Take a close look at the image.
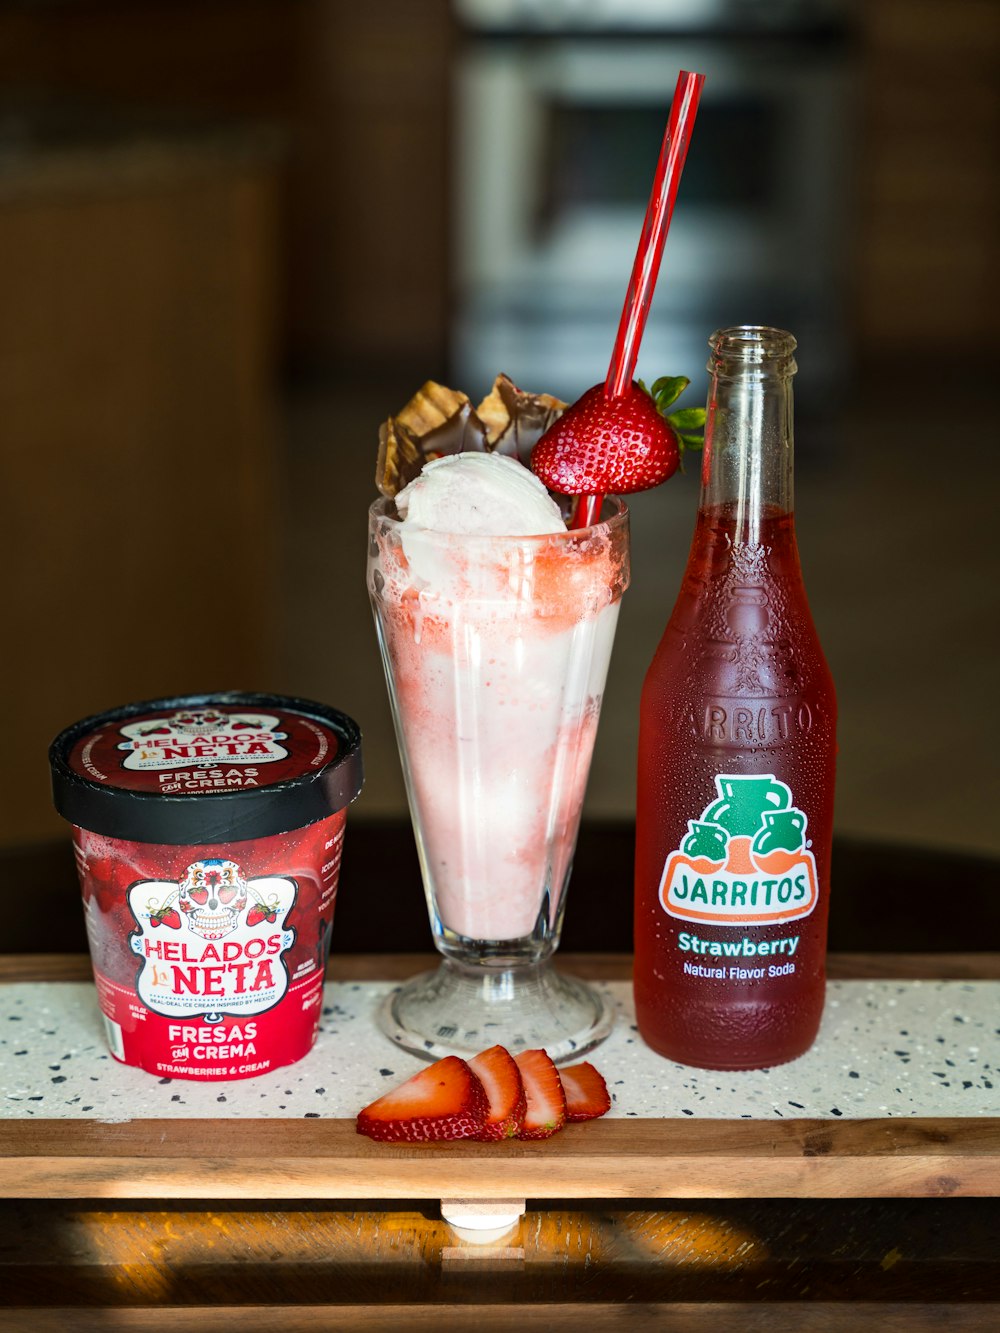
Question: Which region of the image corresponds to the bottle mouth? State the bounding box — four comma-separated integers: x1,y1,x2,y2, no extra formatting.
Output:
708,326,797,377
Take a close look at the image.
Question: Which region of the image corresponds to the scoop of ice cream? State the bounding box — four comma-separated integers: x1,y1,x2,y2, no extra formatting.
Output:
395,452,565,537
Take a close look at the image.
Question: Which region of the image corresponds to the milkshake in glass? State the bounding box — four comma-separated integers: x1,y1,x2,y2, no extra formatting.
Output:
368,448,629,1060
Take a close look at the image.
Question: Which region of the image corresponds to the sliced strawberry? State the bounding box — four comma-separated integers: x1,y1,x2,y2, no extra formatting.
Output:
469,1044,527,1141
514,1049,567,1140
356,1055,487,1143
559,1062,611,1123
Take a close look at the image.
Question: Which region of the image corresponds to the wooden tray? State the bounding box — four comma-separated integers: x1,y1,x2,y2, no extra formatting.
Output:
2,954,998,1202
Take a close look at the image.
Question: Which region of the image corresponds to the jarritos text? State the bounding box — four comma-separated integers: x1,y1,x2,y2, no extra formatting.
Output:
128,858,297,1019
659,774,818,928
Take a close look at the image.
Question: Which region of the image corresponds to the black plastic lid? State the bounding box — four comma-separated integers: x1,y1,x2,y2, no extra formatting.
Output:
50,692,364,845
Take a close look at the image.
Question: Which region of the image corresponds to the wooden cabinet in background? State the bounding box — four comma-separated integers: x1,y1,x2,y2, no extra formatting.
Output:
858,0,1000,347
0,118,283,844
0,0,453,377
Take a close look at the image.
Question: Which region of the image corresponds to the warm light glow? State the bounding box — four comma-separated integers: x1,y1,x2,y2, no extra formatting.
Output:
621,1209,768,1267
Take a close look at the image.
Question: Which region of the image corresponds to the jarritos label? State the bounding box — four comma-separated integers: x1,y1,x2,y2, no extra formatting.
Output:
128,858,297,1020
117,709,289,774
659,775,818,928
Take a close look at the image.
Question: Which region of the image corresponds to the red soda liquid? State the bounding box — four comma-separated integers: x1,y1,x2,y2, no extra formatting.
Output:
634,502,837,1069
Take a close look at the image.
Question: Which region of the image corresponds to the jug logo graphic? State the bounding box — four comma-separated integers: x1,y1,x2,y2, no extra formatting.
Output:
116,710,289,772
659,774,818,928
128,858,297,1021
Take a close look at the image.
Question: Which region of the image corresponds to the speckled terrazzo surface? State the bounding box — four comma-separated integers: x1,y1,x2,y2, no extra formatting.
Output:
1,980,997,1121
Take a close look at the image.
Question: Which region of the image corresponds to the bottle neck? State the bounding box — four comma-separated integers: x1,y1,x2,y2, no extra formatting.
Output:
699,327,797,544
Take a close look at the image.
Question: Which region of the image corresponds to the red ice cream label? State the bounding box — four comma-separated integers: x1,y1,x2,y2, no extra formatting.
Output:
67,704,340,795
74,810,346,1080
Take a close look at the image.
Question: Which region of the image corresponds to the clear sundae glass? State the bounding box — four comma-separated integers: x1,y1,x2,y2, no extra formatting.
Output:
368,493,630,1061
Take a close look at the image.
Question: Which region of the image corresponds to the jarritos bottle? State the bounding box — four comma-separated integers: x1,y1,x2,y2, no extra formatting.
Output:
635,326,837,1069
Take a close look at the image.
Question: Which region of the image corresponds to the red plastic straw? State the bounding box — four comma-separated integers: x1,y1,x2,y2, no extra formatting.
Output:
572,70,705,530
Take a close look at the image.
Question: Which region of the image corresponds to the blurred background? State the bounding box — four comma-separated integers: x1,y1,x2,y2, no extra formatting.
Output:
1,0,997,861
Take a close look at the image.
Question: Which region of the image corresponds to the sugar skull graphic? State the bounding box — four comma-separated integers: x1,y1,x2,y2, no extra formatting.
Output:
178,859,248,940
162,708,229,735
129,859,297,1019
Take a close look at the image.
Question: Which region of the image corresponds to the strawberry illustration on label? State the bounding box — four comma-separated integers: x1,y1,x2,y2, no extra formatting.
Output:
150,907,182,930
147,892,182,930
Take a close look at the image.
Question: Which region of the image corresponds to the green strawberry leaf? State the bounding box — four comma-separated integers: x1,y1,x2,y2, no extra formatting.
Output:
679,432,705,452
650,376,689,412
667,407,706,430
637,374,705,470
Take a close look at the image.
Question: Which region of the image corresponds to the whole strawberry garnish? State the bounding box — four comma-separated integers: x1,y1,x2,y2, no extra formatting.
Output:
158,907,182,930
246,903,267,927
356,1055,487,1143
531,375,704,496
469,1044,527,1141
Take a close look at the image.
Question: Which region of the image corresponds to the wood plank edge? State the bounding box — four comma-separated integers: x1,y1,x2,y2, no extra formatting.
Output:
3,1306,999,1332
2,1117,997,1199
5,1115,998,1150
1,1156,995,1199
4,1116,998,1155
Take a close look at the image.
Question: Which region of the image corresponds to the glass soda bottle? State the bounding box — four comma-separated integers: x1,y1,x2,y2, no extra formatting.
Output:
634,326,837,1070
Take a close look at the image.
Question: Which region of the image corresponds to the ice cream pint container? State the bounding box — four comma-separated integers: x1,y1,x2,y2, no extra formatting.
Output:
50,692,363,1081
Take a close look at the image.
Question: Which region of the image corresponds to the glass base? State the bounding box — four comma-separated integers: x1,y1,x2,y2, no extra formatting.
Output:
377,958,613,1064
